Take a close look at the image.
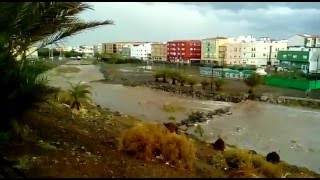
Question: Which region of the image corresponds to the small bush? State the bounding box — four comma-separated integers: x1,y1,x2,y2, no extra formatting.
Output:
214,78,225,91
194,125,204,137
223,149,283,178
120,122,195,169
244,73,264,94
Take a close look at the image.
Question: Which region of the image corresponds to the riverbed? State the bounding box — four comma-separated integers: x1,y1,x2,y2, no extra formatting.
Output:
46,63,320,173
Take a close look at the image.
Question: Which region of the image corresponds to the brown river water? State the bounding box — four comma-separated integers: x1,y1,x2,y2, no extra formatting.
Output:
45,63,320,173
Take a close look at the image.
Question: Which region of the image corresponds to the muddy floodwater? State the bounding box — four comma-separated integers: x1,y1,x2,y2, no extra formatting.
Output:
46,64,320,173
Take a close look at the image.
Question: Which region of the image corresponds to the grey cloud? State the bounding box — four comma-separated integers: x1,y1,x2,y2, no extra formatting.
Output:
180,2,320,11
64,2,320,47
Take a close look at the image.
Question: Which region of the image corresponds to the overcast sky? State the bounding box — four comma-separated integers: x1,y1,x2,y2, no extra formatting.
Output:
65,2,320,47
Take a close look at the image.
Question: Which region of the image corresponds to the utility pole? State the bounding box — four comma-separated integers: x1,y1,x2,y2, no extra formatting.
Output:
210,60,214,91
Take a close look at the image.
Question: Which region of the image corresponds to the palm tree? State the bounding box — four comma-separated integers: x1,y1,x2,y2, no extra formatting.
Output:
0,2,113,65
67,81,91,110
0,2,113,122
214,78,226,91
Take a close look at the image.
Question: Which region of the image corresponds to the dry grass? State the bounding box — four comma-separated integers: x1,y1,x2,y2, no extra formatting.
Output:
224,149,283,178
55,66,81,73
161,104,186,113
119,122,195,169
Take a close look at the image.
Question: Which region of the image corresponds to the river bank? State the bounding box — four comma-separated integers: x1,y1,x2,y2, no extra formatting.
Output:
41,62,320,174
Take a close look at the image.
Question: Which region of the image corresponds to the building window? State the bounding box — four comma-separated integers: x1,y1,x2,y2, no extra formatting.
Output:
190,48,193,50
283,54,287,58
182,44,184,46
303,55,308,59
263,53,266,56
293,55,297,58
243,53,246,55
234,48,237,52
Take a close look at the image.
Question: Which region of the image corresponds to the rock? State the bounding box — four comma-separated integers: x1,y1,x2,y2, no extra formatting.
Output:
97,105,101,108
266,151,280,164
63,142,69,147
277,99,283,103
206,111,217,118
186,123,194,127
260,95,268,101
226,112,232,115
178,125,188,131
86,152,92,156
114,111,121,116
212,138,225,151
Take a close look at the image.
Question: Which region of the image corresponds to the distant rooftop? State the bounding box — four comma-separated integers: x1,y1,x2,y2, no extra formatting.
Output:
297,34,320,38
169,40,201,42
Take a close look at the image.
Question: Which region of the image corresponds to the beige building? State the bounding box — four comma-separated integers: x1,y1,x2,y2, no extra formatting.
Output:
101,42,146,54
151,42,167,61
225,43,242,65
201,37,228,65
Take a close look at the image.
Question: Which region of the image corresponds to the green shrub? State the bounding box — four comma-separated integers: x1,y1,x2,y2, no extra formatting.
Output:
244,73,264,94
200,78,209,90
214,78,226,91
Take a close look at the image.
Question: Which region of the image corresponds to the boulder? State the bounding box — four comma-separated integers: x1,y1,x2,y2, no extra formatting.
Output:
260,95,268,101
266,151,280,164
178,125,188,131
212,138,225,151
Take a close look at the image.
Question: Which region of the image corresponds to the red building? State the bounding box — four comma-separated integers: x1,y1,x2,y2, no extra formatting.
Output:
167,40,201,63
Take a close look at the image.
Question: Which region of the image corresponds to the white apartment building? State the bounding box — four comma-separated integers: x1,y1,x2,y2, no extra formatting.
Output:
288,34,320,48
74,45,94,57
228,35,256,43
130,43,152,61
242,41,287,67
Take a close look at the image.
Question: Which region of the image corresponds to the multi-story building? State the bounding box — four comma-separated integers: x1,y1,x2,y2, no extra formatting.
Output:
121,45,131,57
93,44,103,55
225,43,242,65
200,37,228,65
167,40,201,63
151,42,167,61
277,49,320,73
242,41,287,67
130,43,152,61
101,42,144,54
288,34,320,49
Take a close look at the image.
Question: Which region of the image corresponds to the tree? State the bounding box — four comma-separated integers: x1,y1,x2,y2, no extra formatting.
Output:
214,78,225,91
200,78,209,90
152,71,162,82
168,71,179,85
177,74,187,86
186,77,197,90
0,2,113,124
67,81,91,110
243,73,264,94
